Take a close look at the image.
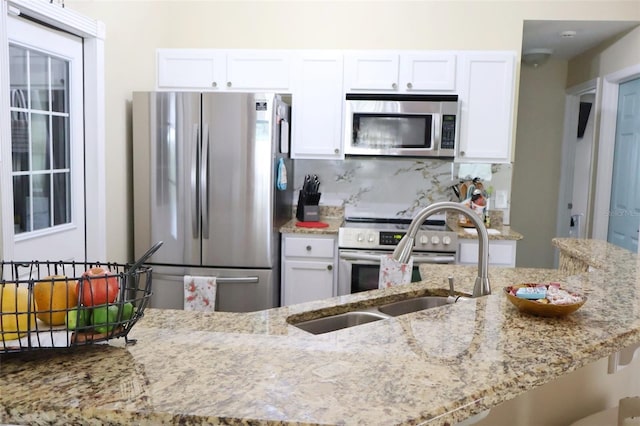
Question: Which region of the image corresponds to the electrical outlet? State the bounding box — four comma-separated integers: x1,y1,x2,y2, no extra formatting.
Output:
495,190,508,209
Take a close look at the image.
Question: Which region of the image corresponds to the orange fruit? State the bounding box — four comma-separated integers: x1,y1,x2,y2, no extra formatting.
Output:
1,283,35,341
34,275,78,325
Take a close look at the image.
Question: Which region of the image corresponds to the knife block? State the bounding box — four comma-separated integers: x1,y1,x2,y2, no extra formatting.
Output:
296,191,321,222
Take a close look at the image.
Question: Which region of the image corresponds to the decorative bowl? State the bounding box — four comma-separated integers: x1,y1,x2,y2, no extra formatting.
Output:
504,283,586,317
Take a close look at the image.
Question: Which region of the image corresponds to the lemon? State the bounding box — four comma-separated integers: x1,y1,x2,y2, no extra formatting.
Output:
1,283,35,341
34,275,78,325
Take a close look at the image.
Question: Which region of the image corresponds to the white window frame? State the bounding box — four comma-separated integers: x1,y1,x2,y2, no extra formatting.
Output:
0,0,106,261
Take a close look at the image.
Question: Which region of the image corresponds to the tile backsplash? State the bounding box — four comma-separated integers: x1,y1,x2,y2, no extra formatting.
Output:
293,158,512,224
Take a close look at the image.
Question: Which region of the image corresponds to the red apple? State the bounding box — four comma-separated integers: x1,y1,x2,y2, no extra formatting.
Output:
76,266,119,306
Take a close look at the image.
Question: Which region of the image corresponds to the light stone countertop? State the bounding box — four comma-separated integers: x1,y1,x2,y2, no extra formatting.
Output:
2,238,639,425
279,217,342,235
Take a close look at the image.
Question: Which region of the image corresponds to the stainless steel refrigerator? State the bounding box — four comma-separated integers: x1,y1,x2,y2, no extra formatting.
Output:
132,92,293,311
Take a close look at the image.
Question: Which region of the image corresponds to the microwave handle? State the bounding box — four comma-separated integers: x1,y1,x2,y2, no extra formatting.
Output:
432,114,440,149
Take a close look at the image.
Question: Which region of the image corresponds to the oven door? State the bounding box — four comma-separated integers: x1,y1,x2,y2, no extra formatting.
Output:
337,249,455,296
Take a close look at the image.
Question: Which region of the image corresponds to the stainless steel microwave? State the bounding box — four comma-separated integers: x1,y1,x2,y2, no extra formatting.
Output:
344,94,459,158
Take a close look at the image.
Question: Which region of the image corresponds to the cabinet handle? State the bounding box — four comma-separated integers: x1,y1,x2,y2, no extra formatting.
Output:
327,265,333,271
334,148,339,154
306,245,312,251
460,151,465,156
226,81,232,88
212,81,217,88
406,82,413,89
391,82,397,89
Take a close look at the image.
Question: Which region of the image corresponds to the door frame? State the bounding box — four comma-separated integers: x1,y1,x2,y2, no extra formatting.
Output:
0,0,106,261
556,78,600,261
592,63,640,248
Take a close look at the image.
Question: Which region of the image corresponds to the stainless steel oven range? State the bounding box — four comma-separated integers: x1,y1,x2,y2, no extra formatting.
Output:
338,216,458,295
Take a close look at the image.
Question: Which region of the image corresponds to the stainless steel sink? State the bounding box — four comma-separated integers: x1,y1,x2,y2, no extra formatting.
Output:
292,311,389,335
290,295,468,334
378,296,451,317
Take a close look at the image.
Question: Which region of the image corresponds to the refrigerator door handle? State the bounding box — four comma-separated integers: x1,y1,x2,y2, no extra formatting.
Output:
191,124,200,239
201,123,210,239
216,276,259,284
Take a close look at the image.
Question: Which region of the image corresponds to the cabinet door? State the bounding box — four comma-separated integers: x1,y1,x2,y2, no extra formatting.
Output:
458,240,516,267
344,52,399,91
399,52,457,92
157,49,225,89
225,51,291,90
291,52,344,159
457,52,516,163
282,260,335,305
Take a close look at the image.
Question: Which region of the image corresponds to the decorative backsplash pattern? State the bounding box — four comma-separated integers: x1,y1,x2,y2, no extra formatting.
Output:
293,158,512,223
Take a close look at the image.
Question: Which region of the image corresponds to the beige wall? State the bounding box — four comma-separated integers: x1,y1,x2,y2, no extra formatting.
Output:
63,0,639,263
511,58,568,268
568,25,640,88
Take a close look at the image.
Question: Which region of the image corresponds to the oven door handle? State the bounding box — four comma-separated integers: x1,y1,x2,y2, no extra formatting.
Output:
415,254,456,264
339,252,384,263
339,252,455,264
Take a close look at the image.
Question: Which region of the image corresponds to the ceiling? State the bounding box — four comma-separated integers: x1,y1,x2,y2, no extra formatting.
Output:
522,20,640,61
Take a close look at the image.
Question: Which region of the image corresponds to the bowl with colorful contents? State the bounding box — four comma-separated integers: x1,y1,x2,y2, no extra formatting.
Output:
504,283,586,317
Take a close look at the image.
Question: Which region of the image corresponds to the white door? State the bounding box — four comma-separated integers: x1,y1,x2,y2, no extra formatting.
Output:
7,16,85,262
607,77,640,253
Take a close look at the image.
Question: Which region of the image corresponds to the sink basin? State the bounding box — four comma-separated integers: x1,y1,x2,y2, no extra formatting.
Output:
378,296,451,317
292,311,389,335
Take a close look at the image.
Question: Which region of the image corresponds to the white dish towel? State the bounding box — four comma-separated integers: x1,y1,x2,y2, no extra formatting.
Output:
183,275,217,311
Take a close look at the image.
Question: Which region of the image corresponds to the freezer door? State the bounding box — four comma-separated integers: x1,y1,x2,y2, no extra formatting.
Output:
201,93,277,268
133,92,201,265
150,266,278,312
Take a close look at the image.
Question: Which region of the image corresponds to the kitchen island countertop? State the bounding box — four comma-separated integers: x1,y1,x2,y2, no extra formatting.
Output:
2,238,639,425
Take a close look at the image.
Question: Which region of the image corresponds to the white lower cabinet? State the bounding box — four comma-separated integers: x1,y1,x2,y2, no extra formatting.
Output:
457,240,517,267
281,234,338,306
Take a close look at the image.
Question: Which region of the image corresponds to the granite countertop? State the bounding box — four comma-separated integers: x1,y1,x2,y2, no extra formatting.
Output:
279,217,343,235
446,214,523,241
2,239,639,425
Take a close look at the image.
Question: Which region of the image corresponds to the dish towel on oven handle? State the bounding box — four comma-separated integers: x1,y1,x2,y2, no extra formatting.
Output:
184,275,217,311
378,254,414,289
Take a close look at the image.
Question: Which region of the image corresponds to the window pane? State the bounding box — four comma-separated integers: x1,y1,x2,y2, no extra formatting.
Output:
11,114,30,172
32,174,51,231
51,57,68,113
52,115,69,169
30,51,49,111
13,175,30,234
31,113,50,171
9,45,28,108
53,172,71,225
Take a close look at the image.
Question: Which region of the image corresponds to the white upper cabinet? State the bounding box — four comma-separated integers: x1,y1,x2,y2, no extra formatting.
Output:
156,49,291,91
157,49,225,89
290,51,344,159
344,51,457,93
399,52,457,92
344,52,400,91
225,50,291,90
456,51,516,163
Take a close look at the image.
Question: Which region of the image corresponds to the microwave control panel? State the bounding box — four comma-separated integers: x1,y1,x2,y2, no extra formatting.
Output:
440,115,457,150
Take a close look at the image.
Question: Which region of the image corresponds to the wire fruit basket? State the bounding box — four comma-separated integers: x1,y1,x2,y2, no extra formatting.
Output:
0,242,162,354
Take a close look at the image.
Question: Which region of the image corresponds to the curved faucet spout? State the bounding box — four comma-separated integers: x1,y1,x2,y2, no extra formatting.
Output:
392,201,491,297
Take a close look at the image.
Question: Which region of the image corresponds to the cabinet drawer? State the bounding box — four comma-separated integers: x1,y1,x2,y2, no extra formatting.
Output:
284,237,335,258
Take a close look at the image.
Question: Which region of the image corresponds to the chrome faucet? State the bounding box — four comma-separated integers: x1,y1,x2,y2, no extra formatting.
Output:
392,201,491,297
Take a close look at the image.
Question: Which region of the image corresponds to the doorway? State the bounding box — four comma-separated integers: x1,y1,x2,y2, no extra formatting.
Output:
7,15,85,262
556,79,599,261
607,77,640,252
592,64,640,251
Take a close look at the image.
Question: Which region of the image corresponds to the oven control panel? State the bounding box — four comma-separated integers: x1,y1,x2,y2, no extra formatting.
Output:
339,228,457,252
379,231,405,246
